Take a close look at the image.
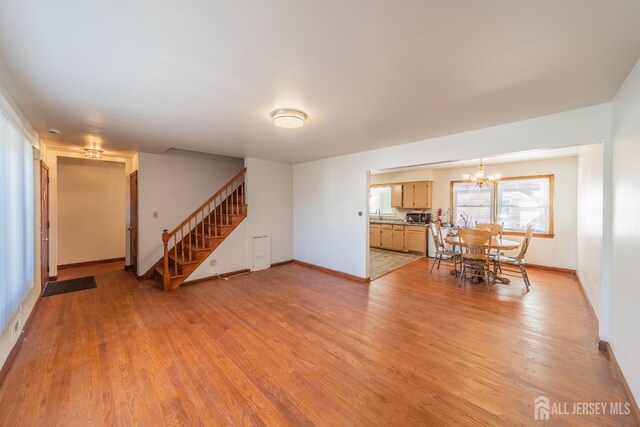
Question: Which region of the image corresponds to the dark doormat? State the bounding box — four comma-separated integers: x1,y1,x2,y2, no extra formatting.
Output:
43,276,97,297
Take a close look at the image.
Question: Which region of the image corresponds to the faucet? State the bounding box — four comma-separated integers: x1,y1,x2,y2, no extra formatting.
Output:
375,209,382,220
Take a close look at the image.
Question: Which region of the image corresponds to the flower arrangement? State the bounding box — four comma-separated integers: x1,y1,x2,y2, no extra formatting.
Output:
459,212,471,228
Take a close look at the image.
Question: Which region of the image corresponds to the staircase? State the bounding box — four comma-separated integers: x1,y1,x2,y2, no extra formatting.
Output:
154,168,247,290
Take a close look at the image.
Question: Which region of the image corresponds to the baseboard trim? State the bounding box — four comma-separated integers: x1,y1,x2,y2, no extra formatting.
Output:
526,263,576,274
293,260,370,284
0,294,42,389
271,259,293,268
575,273,600,337
48,276,57,281
598,340,640,425
182,269,251,286
58,257,125,270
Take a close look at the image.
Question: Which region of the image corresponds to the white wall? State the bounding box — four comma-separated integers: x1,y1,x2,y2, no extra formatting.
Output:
137,149,246,278
245,158,293,265
294,103,611,279
57,157,126,265
610,58,640,405
576,144,604,319
429,157,578,269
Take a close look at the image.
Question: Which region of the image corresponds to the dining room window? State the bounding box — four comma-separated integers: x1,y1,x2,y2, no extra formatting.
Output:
450,174,554,236
451,182,494,226
497,175,553,235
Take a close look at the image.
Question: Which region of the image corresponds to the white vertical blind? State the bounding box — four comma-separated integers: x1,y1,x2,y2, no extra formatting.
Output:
0,109,34,332
452,182,494,225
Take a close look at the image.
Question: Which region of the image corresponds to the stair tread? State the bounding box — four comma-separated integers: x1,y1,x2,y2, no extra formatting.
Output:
181,243,214,252
168,253,199,265
191,232,224,238
154,266,185,279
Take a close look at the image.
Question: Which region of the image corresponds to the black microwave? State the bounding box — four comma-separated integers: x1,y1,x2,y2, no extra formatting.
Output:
405,213,431,224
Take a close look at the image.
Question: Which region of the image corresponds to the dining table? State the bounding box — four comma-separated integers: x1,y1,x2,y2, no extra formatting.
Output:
444,235,521,284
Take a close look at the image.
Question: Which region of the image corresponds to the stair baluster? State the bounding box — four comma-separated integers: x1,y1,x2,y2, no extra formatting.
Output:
156,168,247,290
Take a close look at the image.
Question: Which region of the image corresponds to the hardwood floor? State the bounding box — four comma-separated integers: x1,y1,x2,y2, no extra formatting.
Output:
55,259,125,281
0,259,635,425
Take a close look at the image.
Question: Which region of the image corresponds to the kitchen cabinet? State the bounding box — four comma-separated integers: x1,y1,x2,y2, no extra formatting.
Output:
413,182,432,208
401,181,432,208
381,227,394,249
391,225,405,251
401,184,414,208
391,184,403,207
405,226,426,254
370,224,381,247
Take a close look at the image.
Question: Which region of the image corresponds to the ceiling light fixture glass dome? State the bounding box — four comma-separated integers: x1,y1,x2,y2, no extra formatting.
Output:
271,109,307,129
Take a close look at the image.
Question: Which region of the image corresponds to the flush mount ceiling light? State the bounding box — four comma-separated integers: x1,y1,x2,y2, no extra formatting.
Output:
84,148,103,159
47,128,61,135
271,109,307,129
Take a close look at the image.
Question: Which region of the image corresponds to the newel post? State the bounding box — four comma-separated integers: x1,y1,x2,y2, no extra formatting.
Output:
162,229,170,291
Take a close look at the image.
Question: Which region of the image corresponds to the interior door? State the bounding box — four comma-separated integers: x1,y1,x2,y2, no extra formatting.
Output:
129,171,138,274
40,161,49,289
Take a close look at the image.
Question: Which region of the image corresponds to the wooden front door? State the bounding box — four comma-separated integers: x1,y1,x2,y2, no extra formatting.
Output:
40,161,49,289
129,171,138,274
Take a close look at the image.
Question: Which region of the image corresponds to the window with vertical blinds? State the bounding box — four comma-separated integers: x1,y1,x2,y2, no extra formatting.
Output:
0,109,35,332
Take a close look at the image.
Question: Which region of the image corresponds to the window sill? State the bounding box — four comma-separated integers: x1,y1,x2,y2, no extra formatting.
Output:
502,231,555,239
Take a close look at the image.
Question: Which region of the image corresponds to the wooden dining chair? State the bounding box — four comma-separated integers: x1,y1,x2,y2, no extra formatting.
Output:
491,226,534,292
429,222,461,273
476,222,503,237
457,228,493,292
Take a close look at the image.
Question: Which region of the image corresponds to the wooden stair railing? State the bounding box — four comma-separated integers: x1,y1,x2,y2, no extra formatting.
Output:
158,167,247,290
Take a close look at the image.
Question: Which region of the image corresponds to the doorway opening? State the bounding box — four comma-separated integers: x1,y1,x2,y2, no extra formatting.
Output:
367,144,604,284
55,156,128,278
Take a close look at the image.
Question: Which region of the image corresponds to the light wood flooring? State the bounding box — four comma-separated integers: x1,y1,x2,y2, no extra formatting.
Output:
369,247,422,279
0,259,635,425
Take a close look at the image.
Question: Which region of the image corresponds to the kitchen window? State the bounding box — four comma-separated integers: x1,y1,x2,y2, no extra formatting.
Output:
369,186,396,216
450,174,554,237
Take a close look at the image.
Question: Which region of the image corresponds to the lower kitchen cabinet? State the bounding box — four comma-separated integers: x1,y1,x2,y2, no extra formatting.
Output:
370,224,381,247
391,225,405,251
370,223,426,254
405,226,426,254
380,226,394,249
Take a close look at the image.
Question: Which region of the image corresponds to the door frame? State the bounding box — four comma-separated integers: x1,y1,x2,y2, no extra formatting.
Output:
129,171,138,275
40,160,50,289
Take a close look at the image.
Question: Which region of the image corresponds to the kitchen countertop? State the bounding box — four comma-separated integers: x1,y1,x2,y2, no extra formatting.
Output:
370,219,429,227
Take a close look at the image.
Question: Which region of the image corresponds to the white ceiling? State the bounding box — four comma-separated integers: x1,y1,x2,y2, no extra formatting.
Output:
371,145,584,174
1,1,639,163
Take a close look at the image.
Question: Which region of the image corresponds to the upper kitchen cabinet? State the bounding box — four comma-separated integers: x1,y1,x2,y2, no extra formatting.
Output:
402,181,432,209
391,184,403,207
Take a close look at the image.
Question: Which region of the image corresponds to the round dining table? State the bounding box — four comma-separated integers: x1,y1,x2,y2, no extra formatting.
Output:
444,236,520,251
444,235,521,284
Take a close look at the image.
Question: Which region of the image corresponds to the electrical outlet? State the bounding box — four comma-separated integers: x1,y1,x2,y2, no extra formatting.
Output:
12,318,21,338
209,259,217,267
153,211,159,219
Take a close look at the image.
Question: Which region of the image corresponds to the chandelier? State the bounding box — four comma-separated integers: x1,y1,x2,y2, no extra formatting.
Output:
462,158,501,188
